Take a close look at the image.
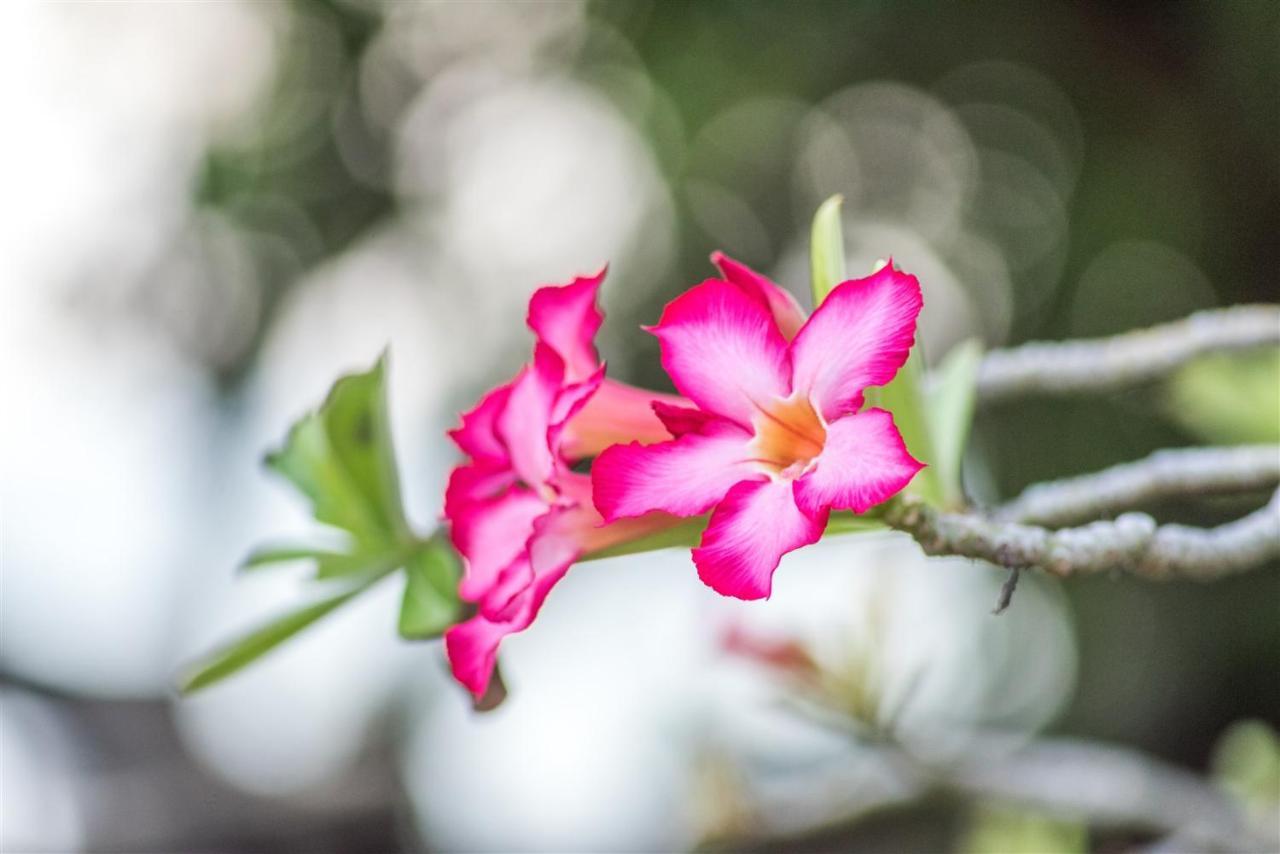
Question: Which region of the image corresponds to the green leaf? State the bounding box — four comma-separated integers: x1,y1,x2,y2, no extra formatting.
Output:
924,339,984,508
177,578,377,694
399,538,464,639
868,348,943,506
809,195,846,307
1167,348,1280,444
240,543,350,572
255,356,442,583
265,354,409,547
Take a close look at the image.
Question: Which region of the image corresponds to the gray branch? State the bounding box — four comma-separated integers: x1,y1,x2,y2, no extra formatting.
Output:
883,489,1280,581
976,304,1280,404
996,445,1280,527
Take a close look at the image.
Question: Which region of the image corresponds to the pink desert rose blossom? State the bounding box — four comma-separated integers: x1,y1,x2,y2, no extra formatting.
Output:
444,271,682,699
591,255,925,601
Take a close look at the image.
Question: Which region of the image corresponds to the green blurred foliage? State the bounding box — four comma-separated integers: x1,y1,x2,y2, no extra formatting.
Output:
1213,719,1280,820
1167,349,1280,445
962,804,1087,854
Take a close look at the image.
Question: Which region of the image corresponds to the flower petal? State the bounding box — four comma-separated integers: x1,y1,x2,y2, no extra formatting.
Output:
450,488,547,602
591,421,759,520
560,379,686,456
651,400,722,437
693,478,828,600
789,264,922,420
527,270,604,384
711,251,807,340
448,382,512,464
496,343,563,487
445,515,582,698
443,461,517,520
444,614,510,699
793,408,924,516
479,502,590,621
649,279,791,427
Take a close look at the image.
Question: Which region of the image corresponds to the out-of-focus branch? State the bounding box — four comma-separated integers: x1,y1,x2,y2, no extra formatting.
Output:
996,445,1280,527
976,304,1280,404
949,738,1270,851
729,736,1270,852
883,489,1280,581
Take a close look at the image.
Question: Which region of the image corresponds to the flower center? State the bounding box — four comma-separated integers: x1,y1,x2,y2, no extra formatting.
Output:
748,392,826,479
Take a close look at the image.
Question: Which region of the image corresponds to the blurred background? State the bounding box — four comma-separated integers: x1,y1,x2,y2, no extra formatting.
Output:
3,1,1278,851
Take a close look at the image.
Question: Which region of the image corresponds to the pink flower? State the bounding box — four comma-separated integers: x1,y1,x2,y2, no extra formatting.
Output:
591,254,924,600
444,271,681,700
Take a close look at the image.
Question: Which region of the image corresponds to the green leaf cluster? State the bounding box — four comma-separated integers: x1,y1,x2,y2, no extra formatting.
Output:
179,356,461,694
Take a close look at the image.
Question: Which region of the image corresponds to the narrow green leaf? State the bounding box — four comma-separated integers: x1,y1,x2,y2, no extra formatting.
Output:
240,543,350,572
177,581,372,694
924,339,984,508
868,348,943,506
399,539,463,639
809,195,846,307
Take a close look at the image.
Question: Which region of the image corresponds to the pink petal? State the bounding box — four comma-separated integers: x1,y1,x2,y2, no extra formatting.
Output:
496,343,563,488
450,488,547,602
650,400,722,437
711,251,807,340
547,365,605,464
788,264,922,420
478,503,590,621
526,270,605,384
446,511,583,699
445,615,510,699
443,461,517,520
560,379,687,456
793,408,924,516
649,279,791,427
693,478,828,600
479,555,534,622
591,421,760,521
448,382,513,464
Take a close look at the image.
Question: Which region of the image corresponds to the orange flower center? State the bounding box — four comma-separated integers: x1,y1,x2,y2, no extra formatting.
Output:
748,392,827,479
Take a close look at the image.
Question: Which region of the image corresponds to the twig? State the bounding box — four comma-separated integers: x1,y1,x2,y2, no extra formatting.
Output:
976,304,1280,404
883,489,1280,581
996,445,1280,527
991,569,1020,614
